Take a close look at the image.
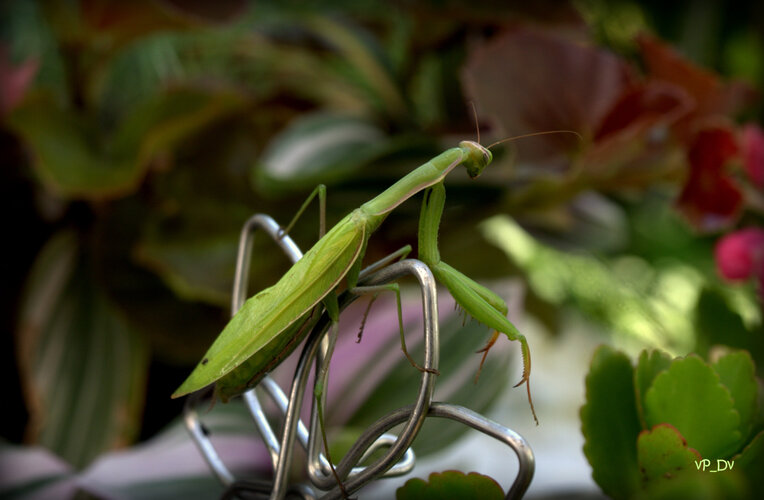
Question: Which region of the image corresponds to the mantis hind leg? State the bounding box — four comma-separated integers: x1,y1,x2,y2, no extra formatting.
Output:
280,184,327,240
313,320,351,498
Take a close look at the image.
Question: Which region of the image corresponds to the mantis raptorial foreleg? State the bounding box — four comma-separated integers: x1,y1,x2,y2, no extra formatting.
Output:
418,181,537,424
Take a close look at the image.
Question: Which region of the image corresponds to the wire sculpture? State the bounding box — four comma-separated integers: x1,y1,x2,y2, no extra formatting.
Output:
183,214,534,499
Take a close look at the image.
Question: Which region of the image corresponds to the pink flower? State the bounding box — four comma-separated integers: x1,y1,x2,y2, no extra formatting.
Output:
715,228,764,297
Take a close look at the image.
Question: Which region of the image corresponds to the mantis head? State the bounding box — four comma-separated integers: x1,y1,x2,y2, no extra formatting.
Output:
458,140,492,178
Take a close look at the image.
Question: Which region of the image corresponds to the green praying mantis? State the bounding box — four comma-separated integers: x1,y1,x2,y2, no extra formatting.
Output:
171,131,571,426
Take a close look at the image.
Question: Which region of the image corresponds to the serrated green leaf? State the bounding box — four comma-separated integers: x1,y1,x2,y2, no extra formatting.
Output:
17,232,149,468
580,345,642,499
636,468,748,500
396,470,504,500
635,350,672,428
644,356,741,458
712,351,757,444
693,289,764,374
637,424,700,483
731,430,764,498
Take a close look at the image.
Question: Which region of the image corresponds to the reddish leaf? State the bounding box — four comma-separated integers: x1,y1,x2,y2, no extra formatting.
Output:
80,0,195,47
639,35,724,113
82,0,247,34
463,27,631,166
594,81,691,142
676,127,742,231
159,0,249,23
741,123,764,189
638,34,755,123
581,81,691,186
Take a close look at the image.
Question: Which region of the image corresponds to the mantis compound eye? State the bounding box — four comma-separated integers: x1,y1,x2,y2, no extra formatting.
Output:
480,145,492,165
458,140,492,178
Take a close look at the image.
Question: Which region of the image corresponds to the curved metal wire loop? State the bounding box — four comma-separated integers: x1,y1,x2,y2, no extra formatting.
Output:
183,214,417,498
275,259,439,498
325,402,534,500
221,479,317,500
184,213,535,500
184,386,235,487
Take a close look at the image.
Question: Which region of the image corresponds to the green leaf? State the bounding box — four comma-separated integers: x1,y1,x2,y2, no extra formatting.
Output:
693,288,764,377
637,424,700,483
635,350,672,428
6,88,244,199
636,468,748,500
712,351,757,444
303,16,407,120
731,430,764,499
7,94,138,198
17,232,149,468
580,345,642,499
644,355,741,458
396,471,504,500
481,215,695,352
253,112,391,195
130,119,275,306
135,231,241,306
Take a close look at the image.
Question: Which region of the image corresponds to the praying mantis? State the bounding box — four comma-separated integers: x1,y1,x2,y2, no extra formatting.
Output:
172,136,543,425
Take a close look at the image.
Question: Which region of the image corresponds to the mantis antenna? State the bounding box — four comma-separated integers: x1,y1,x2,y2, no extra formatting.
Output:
467,101,580,149
469,101,480,145
487,130,583,150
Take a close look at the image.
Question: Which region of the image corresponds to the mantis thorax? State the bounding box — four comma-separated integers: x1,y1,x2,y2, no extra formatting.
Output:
458,140,492,178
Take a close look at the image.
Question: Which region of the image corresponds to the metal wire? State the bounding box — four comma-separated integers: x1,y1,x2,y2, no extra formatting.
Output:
183,213,535,499
331,403,534,499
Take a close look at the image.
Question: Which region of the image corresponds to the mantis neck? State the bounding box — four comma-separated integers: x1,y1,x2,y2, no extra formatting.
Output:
360,147,464,218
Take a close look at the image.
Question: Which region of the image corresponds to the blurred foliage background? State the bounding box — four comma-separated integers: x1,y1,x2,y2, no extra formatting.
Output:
1,0,763,493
